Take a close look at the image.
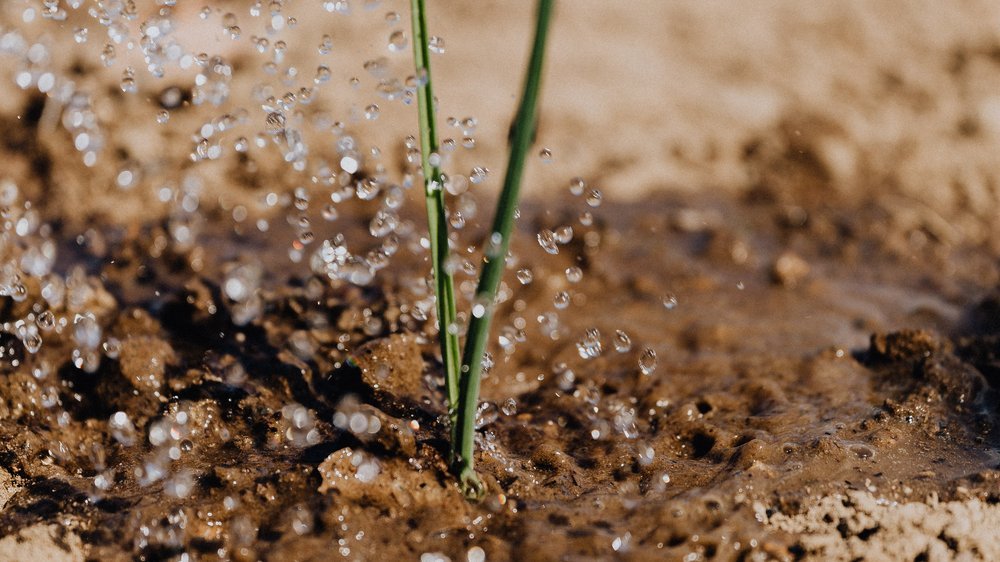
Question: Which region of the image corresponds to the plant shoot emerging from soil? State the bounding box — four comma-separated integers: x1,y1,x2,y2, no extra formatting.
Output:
455,0,555,497
409,0,555,497
408,0,462,449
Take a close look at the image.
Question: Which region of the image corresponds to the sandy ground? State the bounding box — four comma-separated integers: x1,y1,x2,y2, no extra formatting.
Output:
770,491,1000,561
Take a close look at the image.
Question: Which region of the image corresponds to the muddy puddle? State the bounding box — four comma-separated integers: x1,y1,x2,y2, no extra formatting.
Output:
0,1,1000,561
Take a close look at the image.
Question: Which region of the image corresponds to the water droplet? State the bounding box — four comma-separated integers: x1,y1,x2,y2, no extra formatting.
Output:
369,209,398,238
516,268,533,285
466,291,491,319
638,347,657,375
120,67,136,93
223,263,261,303
23,331,42,354
159,86,183,109
364,104,380,120
36,311,55,331
460,116,478,133
445,174,469,196
569,177,586,196
418,33,443,55
466,546,485,562
109,411,136,446
553,291,570,309
100,43,115,66
35,72,56,93
585,189,603,208
319,34,334,54
321,204,339,221
576,328,602,359
265,111,286,135
387,30,408,52
469,166,489,184
116,166,139,190
613,330,632,353
612,532,632,553
340,155,359,174
539,147,553,162
537,229,559,254
501,397,517,416
315,65,331,84
849,443,875,460
565,266,583,283
103,337,122,359
281,402,320,447
662,293,678,310
289,504,314,535
73,313,101,350
356,177,381,200
156,110,170,124
363,57,389,78
553,225,573,244
222,13,240,39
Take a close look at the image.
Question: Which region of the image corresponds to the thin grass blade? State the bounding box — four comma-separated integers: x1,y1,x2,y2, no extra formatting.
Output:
409,0,462,439
454,0,556,498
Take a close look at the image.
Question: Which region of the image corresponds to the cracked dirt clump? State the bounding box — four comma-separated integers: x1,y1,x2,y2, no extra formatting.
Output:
768,491,1000,561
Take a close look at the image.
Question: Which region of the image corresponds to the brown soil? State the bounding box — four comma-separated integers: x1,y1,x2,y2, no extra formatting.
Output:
0,2,999,561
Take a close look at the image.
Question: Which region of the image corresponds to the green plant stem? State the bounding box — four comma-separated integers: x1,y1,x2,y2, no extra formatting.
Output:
409,0,461,439
454,0,555,499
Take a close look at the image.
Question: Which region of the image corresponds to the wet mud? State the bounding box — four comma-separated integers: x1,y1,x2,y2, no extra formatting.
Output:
0,2,999,561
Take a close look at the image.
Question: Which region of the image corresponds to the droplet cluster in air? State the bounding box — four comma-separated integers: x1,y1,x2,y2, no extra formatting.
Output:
0,4,672,556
